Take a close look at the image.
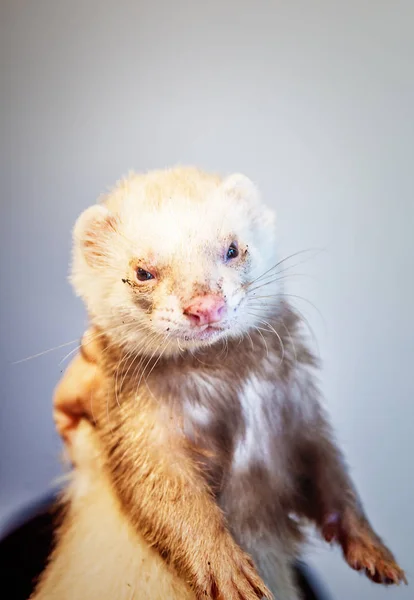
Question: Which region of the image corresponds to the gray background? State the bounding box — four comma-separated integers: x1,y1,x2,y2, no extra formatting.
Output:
1,1,413,598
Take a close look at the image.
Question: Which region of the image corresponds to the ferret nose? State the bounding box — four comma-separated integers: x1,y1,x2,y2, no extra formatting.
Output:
183,295,226,326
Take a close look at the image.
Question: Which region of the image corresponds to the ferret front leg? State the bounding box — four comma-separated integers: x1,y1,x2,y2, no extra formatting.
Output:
295,408,407,586
97,402,272,600
55,333,271,600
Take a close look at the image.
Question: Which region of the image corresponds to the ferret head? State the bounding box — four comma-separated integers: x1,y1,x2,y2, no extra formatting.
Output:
71,167,280,357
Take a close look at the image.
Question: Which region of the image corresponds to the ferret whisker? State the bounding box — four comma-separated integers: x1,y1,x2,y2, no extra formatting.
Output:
225,336,229,360
137,337,167,391
249,263,310,286
139,339,164,383
130,333,162,395
236,331,244,346
117,326,152,394
248,278,291,294
59,344,85,366
103,338,140,431
216,338,228,360
246,303,294,365
244,302,275,320
116,347,137,407
130,333,160,374
217,336,230,362
123,335,155,397
247,273,310,291
249,292,325,327
277,317,297,365
289,305,320,360
254,327,269,358
245,331,255,352
246,248,322,288
247,314,285,364
109,341,137,420
282,294,326,329
245,296,319,358
248,280,283,294
12,339,80,365
143,336,171,398
114,350,131,401
191,348,210,366
246,250,310,287
58,323,131,366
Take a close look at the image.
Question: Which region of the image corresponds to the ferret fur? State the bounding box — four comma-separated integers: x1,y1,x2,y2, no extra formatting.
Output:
32,167,405,600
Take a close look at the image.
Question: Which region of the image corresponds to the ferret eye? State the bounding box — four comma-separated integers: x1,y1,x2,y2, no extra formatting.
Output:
136,268,154,282
226,242,239,261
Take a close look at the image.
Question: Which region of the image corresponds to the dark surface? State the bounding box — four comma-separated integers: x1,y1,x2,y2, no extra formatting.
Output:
0,492,332,600
0,509,57,600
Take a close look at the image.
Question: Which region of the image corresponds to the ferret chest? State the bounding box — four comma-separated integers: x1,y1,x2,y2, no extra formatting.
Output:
181,371,283,479
232,375,277,473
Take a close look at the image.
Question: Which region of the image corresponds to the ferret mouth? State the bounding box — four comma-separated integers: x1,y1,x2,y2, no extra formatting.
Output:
182,324,226,342
196,325,224,339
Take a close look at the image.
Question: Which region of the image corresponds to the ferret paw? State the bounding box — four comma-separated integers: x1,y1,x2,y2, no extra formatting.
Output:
322,511,407,586
344,536,407,586
195,539,272,599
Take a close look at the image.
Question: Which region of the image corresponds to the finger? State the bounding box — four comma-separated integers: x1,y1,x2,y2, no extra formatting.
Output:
80,327,103,364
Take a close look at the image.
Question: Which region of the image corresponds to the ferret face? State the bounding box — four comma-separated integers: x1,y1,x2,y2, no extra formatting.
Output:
71,167,280,357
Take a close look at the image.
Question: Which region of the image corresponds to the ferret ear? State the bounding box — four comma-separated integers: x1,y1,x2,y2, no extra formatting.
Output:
221,173,261,206
73,204,118,268
222,173,276,227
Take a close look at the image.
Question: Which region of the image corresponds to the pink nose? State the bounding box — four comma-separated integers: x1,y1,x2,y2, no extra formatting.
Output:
183,295,226,326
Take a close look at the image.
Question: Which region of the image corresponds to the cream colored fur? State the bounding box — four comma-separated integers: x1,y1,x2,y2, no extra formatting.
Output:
31,420,195,600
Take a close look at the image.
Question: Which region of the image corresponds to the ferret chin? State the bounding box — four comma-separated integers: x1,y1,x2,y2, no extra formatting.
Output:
33,166,406,600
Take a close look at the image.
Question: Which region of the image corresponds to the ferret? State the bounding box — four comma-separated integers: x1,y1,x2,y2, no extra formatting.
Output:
32,166,406,600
